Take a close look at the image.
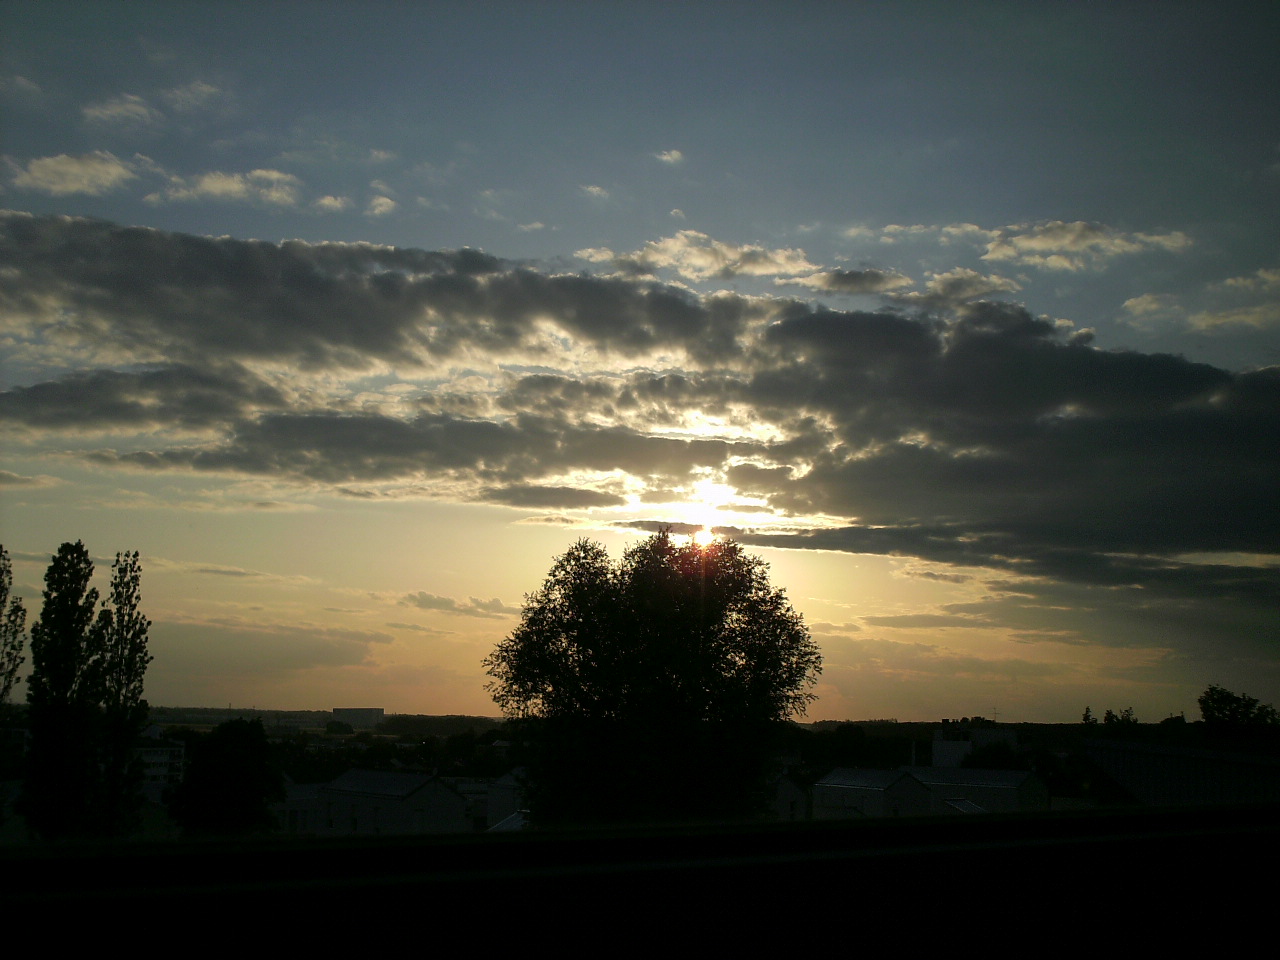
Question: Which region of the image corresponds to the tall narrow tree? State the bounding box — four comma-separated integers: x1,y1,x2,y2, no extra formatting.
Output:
19,543,154,839
94,551,153,836
20,541,102,839
0,546,27,716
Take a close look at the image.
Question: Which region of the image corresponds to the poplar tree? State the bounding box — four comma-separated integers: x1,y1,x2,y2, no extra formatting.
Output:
0,546,26,715
19,542,153,839
95,551,153,836
21,541,102,839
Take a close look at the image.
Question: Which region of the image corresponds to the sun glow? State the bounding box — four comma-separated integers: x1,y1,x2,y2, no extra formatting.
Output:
692,526,718,547
680,477,737,546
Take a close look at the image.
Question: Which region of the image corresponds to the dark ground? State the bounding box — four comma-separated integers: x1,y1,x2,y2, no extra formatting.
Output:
4,802,1274,943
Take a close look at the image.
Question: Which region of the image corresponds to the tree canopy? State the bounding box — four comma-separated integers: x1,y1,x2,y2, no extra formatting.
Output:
483,531,822,825
169,718,284,836
1198,685,1279,728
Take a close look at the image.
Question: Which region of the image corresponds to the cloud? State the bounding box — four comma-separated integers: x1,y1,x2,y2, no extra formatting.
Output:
87,410,752,492
878,223,942,244
0,364,285,432
517,221,544,232
148,168,302,206
314,194,353,212
82,93,163,125
144,556,318,584
513,514,581,526
1,75,42,101
670,209,686,219
1188,303,1280,330
1188,264,1280,330
654,150,684,164
982,220,1191,270
0,470,59,487
891,267,1020,307
1123,293,1178,316
157,618,390,676
581,184,610,199
940,223,1001,244
861,612,995,629
1219,267,1280,291
834,636,1072,682
479,484,626,509
5,212,1277,619
736,301,1276,583
402,591,519,619
848,220,1188,272
580,230,818,281
785,268,914,295
0,212,761,370
8,151,137,195
385,621,452,635
366,195,397,216
160,80,224,112
1126,267,1280,332
473,187,509,220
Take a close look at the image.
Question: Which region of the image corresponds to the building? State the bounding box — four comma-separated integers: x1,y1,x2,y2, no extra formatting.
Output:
813,765,1049,818
275,768,471,836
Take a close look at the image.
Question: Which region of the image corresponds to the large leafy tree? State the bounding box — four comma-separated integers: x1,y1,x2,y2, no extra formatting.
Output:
1198,685,1279,729
484,531,822,825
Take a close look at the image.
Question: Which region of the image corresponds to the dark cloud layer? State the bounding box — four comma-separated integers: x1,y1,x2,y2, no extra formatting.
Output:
0,363,284,430
0,211,759,368
4,213,1278,610
87,411,749,489
479,484,626,509
744,302,1277,562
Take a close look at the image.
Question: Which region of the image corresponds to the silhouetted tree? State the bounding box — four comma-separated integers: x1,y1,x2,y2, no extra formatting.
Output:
169,718,284,836
0,546,26,715
19,542,153,839
484,531,822,825
93,552,153,836
1103,707,1137,727
20,541,102,838
0,548,27,806
1198,685,1279,728
1081,706,1097,725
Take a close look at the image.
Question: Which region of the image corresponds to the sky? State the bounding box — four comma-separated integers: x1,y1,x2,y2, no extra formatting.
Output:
2,1,1278,722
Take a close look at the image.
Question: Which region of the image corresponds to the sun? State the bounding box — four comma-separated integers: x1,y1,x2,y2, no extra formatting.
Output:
681,477,734,547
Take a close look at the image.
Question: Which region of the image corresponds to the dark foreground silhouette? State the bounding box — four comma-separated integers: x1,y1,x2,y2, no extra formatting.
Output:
6,802,1276,938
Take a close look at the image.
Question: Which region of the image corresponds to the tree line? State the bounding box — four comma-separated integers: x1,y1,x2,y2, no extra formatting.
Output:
1,542,153,840
6,530,1276,837
1082,686,1280,733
